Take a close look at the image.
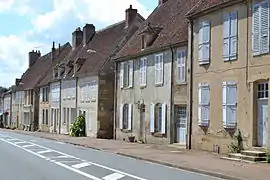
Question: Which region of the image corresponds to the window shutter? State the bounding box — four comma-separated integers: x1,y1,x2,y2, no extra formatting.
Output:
230,11,238,59
160,54,164,84
177,50,186,83
128,60,133,88
155,55,159,84
198,84,202,124
253,4,261,55
119,104,123,129
260,2,269,54
120,63,124,88
128,104,133,130
139,59,143,85
161,103,166,134
223,82,237,128
150,103,155,133
198,22,203,61
199,83,210,126
223,13,230,61
143,58,147,86
203,21,210,63
222,82,227,127
40,89,43,102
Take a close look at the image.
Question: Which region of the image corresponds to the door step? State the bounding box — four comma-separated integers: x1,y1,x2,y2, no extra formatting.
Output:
222,149,267,163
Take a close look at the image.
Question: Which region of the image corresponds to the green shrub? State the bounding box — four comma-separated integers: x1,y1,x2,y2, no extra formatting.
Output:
266,150,270,163
228,129,243,153
70,115,86,137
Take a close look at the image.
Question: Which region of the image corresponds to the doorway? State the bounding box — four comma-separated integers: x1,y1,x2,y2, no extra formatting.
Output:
175,105,187,145
257,82,268,147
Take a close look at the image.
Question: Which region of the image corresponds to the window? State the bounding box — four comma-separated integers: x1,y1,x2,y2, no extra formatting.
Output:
222,82,237,128
257,82,268,99
253,1,269,56
119,103,132,130
41,87,49,102
120,60,133,89
155,54,164,85
177,49,186,83
42,109,45,124
198,83,210,126
63,107,66,124
139,57,147,86
223,11,238,61
198,20,210,64
176,106,187,129
71,108,77,123
91,80,97,101
150,103,166,134
45,109,48,125
67,108,70,125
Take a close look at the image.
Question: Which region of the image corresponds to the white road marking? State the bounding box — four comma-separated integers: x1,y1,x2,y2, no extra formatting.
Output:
49,155,71,159
37,150,52,154
56,142,65,144
0,136,147,180
103,173,125,180
7,138,19,141
14,141,27,144
72,162,92,169
22,144,35,148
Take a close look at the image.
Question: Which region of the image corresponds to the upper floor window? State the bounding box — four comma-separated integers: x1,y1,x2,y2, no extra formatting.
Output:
177,49,186,84
120,60,133,89
155,53,164,85
253,1,269,56
222,81,237,129
198,83,210,126
223,11,238,61
198,20,210,65
139,57,147,87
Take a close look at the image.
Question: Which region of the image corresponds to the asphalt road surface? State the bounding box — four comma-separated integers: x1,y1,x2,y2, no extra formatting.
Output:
0,131,223,180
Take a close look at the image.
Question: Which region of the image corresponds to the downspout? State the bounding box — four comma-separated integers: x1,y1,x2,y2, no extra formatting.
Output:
188,19,194,150
245,0,249,87
169,46,174,144
10,92,12,127
113,61,118,140
59,80,62,134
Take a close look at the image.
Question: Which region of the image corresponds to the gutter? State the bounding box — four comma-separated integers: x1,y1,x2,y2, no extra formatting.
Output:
169,46,174,144
59,79,62,134
245,0,249,87
113,61,118,140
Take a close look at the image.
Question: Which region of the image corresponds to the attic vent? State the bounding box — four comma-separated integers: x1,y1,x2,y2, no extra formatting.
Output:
139,23,162,50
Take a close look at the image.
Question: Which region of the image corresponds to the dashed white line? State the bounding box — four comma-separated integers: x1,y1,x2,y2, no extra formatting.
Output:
22,144,35,148
72,162,92,169
37,150,52,154
14,141,27,145
103,173,125,180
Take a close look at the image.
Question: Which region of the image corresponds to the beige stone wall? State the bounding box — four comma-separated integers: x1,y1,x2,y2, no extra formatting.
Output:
190,3,252,153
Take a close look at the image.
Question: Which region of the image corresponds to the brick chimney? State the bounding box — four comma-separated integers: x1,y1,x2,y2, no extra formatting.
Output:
58,43,61,55
51,41,56,63
28,50,40,67
72,27,83,49
158,0,168,5
15,78,21,86
125,5,138,28
83,24,95,46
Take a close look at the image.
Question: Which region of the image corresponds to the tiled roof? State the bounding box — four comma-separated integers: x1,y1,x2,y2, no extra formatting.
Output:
75,17,143,77
17,43,71,90
186,0,238,17
115,0,200,59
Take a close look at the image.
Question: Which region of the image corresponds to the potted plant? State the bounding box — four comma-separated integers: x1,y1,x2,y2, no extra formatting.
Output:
128,134,135,143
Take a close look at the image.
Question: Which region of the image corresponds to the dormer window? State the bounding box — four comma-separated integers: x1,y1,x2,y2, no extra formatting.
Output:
53,68,58,79
139,23,162,50
75,57,86,72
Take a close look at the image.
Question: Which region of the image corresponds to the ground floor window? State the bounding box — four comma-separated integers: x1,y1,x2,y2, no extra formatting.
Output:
119,103,132,130
150,103,166,134
257,82,268,99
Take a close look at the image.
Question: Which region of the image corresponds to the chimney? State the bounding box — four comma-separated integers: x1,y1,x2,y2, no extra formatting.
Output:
58,43,61,55
72,27,83,49
83,24,95,46
51,41,56,63
125,5,138,28
158,0,168,5
28,50,40,67
15,78,21,86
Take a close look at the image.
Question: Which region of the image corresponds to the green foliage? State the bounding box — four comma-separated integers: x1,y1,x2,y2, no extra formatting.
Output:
266,150,270,163
70,115,86,137
228,129,244,153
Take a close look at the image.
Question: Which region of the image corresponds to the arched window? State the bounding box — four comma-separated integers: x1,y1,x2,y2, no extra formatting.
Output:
123,104,129,129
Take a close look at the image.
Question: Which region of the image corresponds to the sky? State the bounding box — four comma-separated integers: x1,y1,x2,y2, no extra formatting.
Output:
0,0,157,87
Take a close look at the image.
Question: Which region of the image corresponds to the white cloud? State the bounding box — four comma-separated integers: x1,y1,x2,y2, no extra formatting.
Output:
0,35,48,87
0,0,32,15
32,0,152,33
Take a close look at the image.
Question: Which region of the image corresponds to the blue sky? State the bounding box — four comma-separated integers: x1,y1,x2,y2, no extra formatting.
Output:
0,0,157,87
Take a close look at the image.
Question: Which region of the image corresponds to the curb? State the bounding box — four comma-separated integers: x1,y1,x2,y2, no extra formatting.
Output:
3,129,245,180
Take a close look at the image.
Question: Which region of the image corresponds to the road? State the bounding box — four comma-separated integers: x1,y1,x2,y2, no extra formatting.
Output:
0,131,223,180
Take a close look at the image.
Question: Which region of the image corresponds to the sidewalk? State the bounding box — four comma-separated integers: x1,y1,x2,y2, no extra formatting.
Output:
2,129,270,180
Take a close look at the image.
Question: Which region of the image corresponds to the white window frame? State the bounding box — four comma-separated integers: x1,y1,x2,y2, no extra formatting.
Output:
252,1,270,56
150,102,166,134
120,60,133,89
223,11,238,61
198,83,210,126
119,103,132,130
222,81,237,129
155,53,164,85
139,57,147,87
198,20,211,65
177,49,186,84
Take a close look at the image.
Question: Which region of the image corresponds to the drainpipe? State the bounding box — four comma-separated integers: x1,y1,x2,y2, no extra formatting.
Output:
188,19,194,150
10,92,12,127
59,80,62,134
113,61,118,140
169,46,174,144
245,0,249,87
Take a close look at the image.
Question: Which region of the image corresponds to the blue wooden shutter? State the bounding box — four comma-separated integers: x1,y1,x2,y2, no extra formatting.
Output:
223,13,230,61
253,3,261,55
150,103,155,133
230,11,238,59
260,1,269,54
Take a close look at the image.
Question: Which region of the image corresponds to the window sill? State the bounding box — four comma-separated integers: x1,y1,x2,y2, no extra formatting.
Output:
176,82,187,86
198,121,209,127
223,58,237,62
155,83,164,87
152,132,165,138
198,60,210,65
121,87,133,90
139,85,146,89
121,129,132,133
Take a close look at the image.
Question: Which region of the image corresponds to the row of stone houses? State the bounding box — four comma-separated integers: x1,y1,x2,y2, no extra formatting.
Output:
2,0,270,153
